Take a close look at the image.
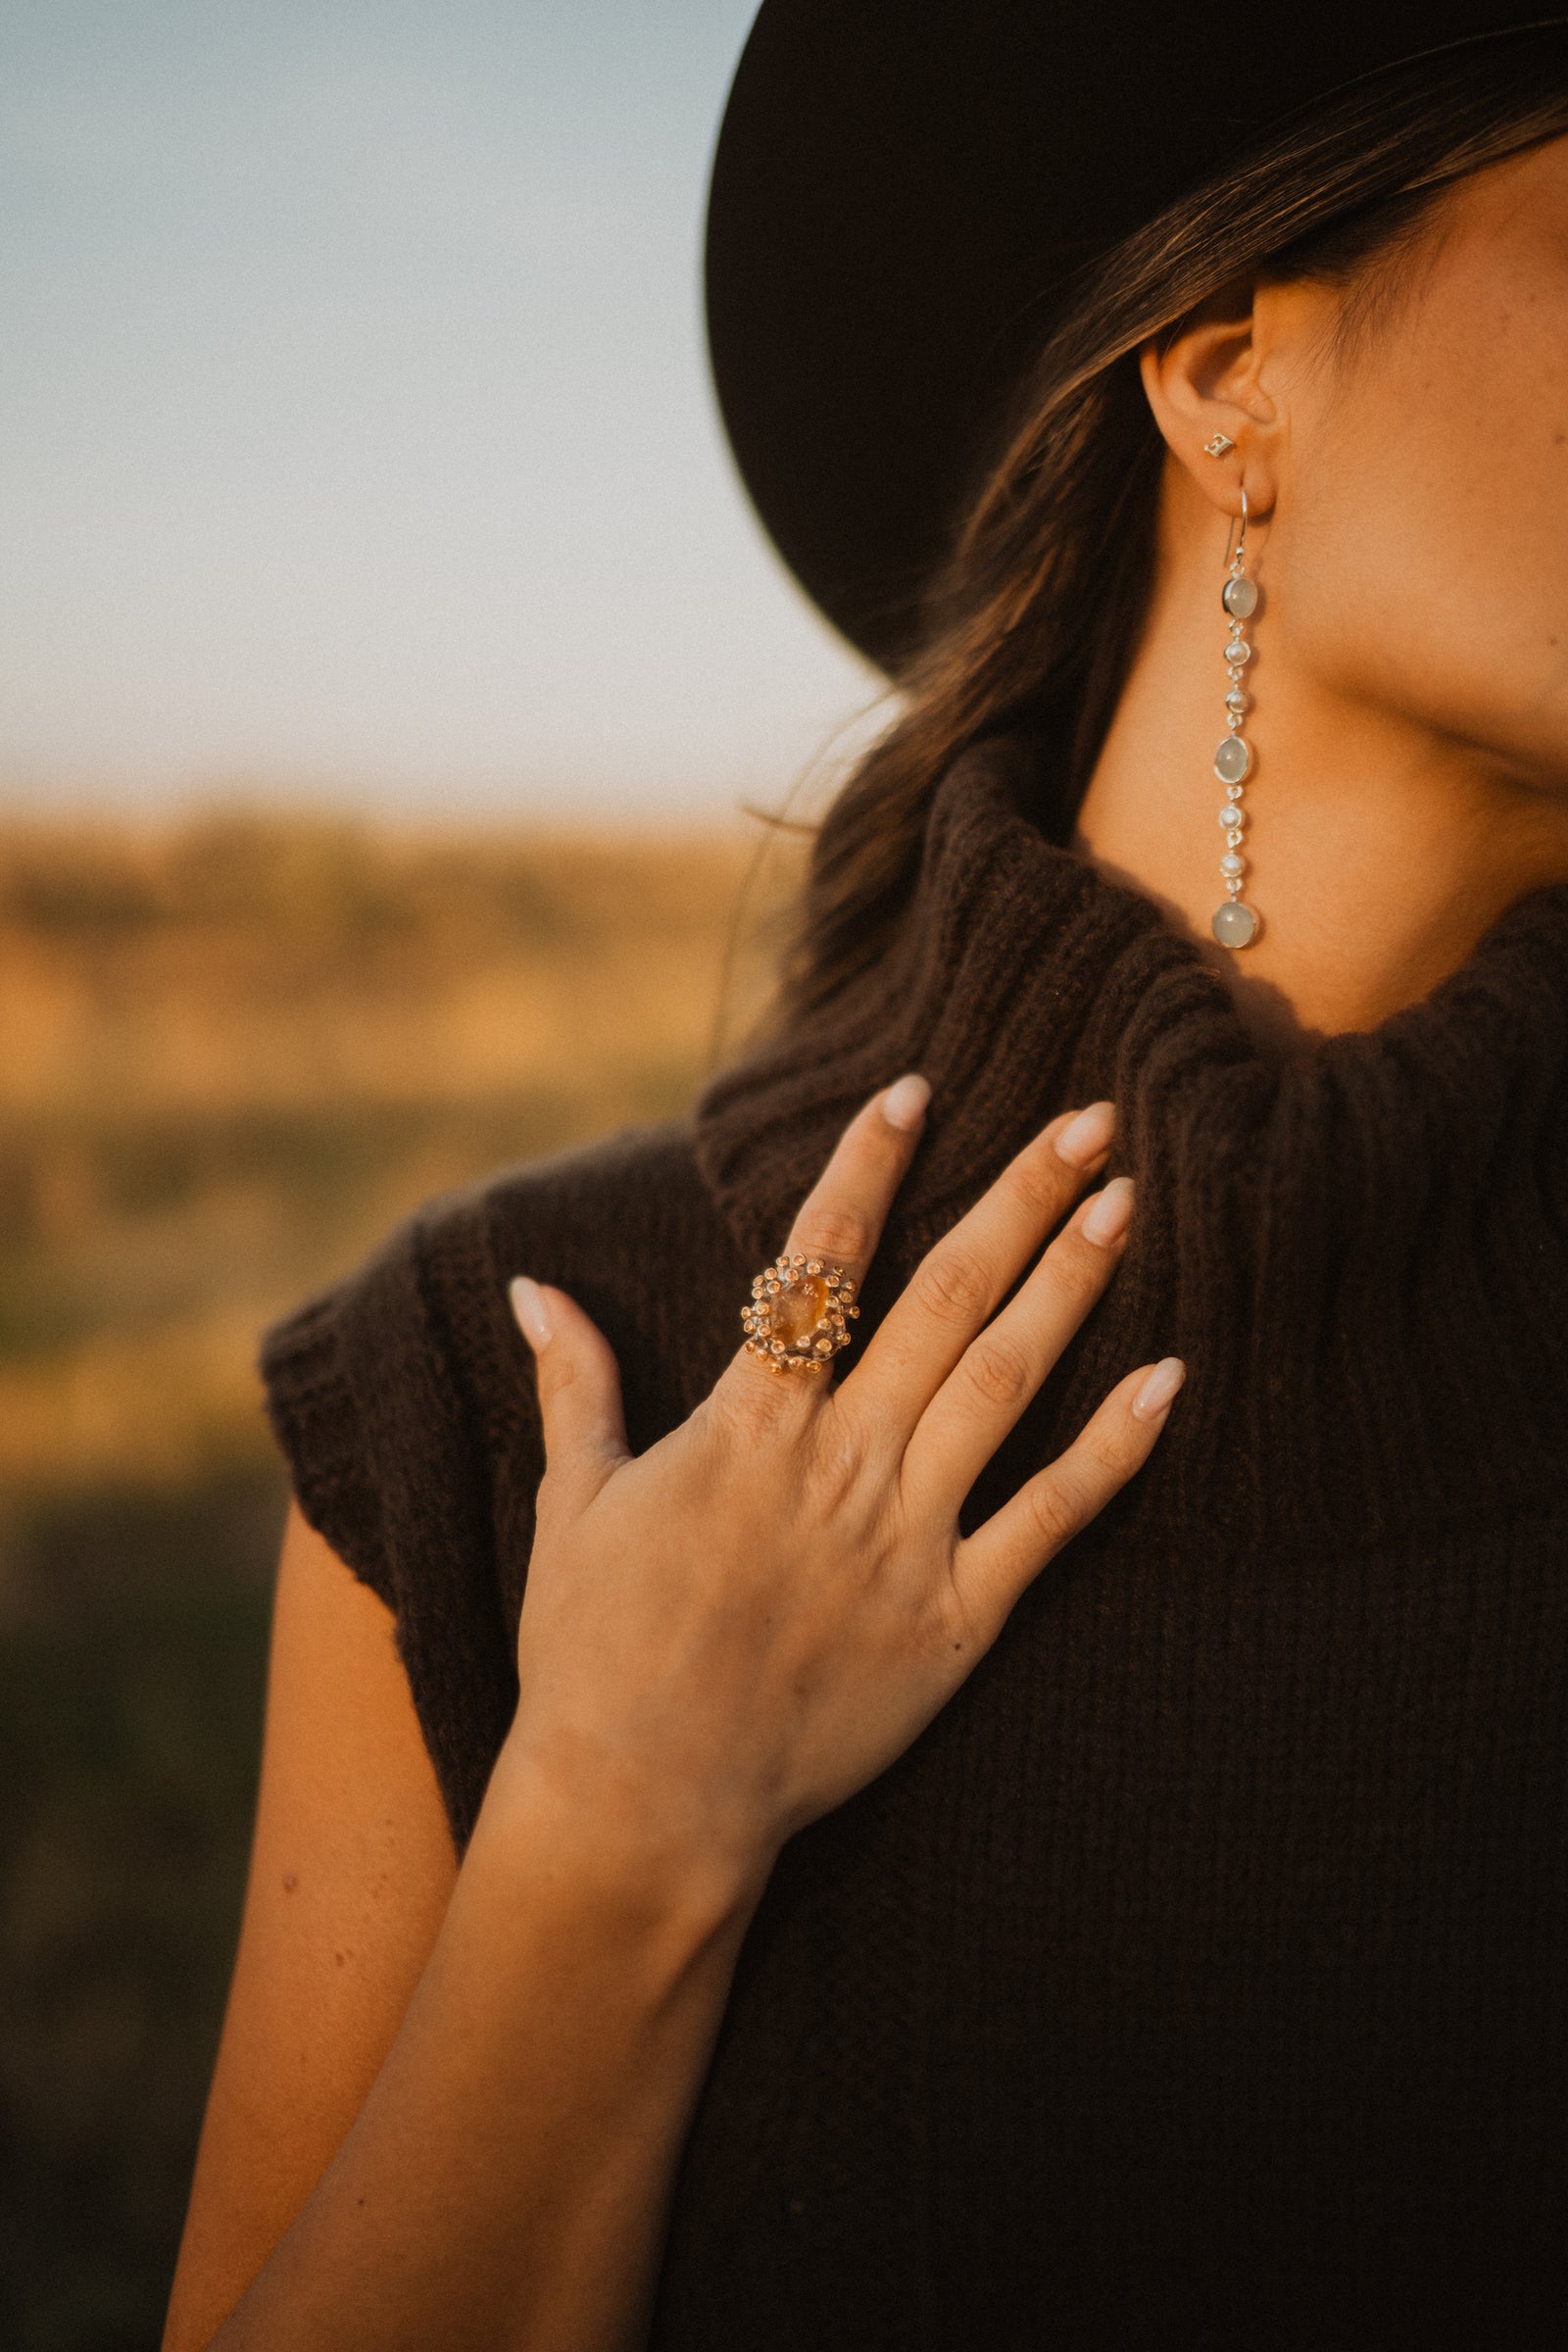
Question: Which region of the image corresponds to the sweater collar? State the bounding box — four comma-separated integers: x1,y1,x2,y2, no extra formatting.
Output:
695,735,1568,1552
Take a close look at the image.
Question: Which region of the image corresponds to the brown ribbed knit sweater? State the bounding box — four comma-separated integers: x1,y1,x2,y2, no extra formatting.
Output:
262,736,1568,2352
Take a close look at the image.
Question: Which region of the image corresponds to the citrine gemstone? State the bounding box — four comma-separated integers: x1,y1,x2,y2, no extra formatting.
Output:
771,1273,830,1349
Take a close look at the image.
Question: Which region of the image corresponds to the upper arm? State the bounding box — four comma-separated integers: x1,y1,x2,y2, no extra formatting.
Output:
163,1503,460,2352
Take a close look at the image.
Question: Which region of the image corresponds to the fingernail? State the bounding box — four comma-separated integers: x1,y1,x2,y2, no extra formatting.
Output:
1132,1356,1186,1421
1054,1100,1116,1167
509,1275,554,1349
882,1072,931,1131
1082,1174,1135,1247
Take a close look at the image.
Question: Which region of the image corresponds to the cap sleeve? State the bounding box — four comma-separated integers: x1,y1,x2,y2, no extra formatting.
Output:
260,1273,396,1610
258,1199,533,1853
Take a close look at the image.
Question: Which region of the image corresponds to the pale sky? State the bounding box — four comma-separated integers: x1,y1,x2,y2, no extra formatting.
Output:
0,1,881,818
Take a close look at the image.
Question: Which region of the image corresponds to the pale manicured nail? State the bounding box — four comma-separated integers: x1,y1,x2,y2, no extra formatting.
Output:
882,1072,931,1131
1054,1100,1116,1166
510,1275,554,1349
1132,1356,1186,1421
1082,1174,1135,1246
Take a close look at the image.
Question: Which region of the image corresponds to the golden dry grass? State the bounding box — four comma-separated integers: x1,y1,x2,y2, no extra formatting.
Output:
0,808,804,1493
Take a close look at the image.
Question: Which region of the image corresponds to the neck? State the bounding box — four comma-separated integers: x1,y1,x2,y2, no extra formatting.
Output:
1074,519,1568,1053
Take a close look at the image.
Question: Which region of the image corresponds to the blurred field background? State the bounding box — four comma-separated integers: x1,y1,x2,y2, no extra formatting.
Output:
1,1,878,2336
0,808,801,2348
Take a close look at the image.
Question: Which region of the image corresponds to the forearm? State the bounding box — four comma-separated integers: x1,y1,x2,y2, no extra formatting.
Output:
204,1741,764,2352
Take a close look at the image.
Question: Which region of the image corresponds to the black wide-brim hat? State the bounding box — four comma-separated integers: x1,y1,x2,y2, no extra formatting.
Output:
705,2,1567,671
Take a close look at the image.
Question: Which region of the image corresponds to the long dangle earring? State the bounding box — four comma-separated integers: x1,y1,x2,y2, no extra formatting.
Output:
1209,484,1260,950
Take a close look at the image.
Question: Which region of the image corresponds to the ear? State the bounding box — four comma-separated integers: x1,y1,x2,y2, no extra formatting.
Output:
1138,275,1282,523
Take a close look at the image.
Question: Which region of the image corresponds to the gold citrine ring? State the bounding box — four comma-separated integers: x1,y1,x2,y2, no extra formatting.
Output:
741,1253,860,1374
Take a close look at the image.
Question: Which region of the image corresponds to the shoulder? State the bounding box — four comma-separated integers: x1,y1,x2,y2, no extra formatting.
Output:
257,1121,749,1849
261,1117,744,1559
416,1113,750,1419
468,1116,745,1311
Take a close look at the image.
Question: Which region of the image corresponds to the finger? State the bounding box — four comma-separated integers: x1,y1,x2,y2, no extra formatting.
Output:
723,1072,930,1393
781,1070,931,1279
903,1173,1135,1512
849,1100,1118,1429
510,1277,630,1511
954,1355,1185,1637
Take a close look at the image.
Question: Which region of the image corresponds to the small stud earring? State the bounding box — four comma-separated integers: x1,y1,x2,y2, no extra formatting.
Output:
1210,487,1261,952
1202,432,1236,458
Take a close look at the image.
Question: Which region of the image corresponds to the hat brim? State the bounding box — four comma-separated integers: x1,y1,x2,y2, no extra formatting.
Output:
705,1,1568,672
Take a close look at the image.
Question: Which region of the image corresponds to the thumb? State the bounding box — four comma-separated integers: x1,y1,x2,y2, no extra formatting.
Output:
510,1277,629,1511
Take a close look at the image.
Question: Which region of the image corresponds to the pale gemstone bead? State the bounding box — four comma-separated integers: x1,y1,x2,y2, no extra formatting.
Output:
1218,802,1246,827
1223,575,1258,618
1213,735,1251,784
1226,689,1249,713
1220,852,1245,875
1212,900,1258,948
1227,638,1252,664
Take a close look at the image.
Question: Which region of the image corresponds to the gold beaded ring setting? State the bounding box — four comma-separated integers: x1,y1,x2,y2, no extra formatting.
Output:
742,1252,860,1374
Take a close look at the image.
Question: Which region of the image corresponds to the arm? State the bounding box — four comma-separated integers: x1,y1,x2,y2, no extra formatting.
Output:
163,1505,459,2351
168,1083,1183,2350
164,1511,756,2352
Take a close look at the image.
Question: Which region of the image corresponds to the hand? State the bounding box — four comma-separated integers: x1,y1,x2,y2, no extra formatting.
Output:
503,1079,1183,1886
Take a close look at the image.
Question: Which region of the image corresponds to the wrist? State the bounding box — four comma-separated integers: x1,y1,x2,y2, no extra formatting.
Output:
479,1725,776,1947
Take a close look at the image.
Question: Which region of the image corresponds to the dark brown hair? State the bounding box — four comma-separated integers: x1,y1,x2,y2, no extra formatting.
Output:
779,25,1568,1023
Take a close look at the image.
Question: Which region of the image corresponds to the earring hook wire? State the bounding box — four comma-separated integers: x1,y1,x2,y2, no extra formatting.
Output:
1227,483,1250,570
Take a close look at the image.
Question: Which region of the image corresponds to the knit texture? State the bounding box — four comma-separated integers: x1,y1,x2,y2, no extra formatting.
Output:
261,736,1568,2350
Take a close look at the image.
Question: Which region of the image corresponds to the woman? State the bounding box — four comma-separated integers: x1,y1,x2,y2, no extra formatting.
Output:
166,5,1568,2346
